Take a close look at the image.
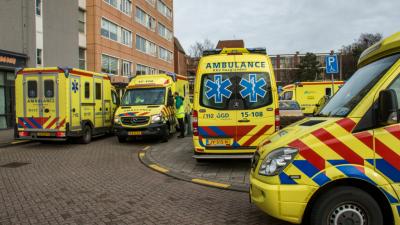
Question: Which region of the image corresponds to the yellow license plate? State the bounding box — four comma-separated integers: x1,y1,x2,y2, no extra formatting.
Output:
205,138,233,146
128,131,142,136
37,132,51,136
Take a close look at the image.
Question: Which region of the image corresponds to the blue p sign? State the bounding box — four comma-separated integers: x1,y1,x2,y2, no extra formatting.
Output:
325,55,339,74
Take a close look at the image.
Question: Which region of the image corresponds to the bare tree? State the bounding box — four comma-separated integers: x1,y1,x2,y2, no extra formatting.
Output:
188,39,215,58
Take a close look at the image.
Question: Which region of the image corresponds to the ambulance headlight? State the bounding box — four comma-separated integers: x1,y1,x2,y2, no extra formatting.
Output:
151,114,163,123
114,116,121,124
258,147,298,176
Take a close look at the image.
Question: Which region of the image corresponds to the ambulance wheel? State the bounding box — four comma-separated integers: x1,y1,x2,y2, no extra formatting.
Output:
80,125,92,144
309,186,383,225
117,136,127,143
161,125,170,143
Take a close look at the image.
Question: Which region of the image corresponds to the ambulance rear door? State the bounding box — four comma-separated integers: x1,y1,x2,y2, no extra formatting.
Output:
69,75,81,130
235,72,275,148
198,73,237,148
22,73,59,131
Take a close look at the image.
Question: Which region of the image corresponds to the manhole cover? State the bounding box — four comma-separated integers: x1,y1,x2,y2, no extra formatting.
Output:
0,162,30,168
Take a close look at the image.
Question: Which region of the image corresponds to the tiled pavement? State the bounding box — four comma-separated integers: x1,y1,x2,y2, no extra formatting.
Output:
0,136,290,225
146,136,251,190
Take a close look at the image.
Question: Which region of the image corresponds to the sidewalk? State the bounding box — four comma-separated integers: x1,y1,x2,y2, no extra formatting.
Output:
140,135,251,192
0,129,29,147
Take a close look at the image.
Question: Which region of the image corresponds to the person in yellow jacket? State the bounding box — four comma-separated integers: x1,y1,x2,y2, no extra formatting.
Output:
174,92,185,138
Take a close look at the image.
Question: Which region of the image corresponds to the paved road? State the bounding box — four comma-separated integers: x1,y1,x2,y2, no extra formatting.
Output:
0,136,291,225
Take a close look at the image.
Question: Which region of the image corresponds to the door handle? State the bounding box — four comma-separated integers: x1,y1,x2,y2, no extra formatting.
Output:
238,119,250,123
44,108,49,113
72,108,76,113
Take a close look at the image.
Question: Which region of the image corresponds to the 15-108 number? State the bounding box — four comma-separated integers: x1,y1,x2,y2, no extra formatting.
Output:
241,112,263,118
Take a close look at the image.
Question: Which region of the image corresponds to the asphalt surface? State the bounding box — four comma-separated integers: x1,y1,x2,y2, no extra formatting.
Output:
0,136,291,225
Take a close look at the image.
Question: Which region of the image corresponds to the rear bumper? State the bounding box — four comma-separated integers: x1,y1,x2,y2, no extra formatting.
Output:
16,130,68,141
114,123,167,137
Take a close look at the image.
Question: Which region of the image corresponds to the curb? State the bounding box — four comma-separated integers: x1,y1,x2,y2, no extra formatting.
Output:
138,146,249,193
0,140,32,148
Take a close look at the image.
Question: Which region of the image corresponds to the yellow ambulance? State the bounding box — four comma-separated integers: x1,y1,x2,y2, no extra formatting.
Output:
15,67,119,143
250,32,400,225
113,73,190,142
192,48,279,160
280,81,344,115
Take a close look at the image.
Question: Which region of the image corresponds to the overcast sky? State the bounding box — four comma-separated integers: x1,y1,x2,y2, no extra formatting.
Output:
173,0,400,55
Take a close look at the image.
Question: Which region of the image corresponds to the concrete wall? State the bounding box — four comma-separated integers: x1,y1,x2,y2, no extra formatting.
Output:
0,0,36,67
43,0,79,67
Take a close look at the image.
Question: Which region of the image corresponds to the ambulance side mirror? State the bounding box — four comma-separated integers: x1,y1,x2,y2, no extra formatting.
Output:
377,89,399,125
167,96,174,107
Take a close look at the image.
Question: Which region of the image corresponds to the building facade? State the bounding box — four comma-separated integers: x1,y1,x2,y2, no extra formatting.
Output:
173,37,187,76
0,0,80,129
270,51,343,86
85,0,174,84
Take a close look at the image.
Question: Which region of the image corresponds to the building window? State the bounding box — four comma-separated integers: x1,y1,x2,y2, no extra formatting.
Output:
136,35,157,56
120,0,131,15
159,47,172,62
95,83,102,100
122,61,132,76
84,82,90,99
136,64,157,75
36,0,41,16
101,18,132,46
135,7,155,31
104,0,131,15
157,0,172,19
101,54,119,75
79,48,86,70
36,49,42,66
104,0,118,8
121,28,132,47
157,23,172,41
146,0,156,6
79,9,85,33
28,81,37,98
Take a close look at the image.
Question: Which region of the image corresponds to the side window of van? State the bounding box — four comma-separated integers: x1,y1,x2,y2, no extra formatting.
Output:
27,81,37,98
388,75,400,110
95,83,101,100
44,80,54,98
84,82,90,99
325,88,332,96
201,74,235,110
284,91,293,100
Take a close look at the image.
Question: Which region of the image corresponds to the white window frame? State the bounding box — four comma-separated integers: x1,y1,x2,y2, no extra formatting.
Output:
135,7,156,31
101,54,119,75
36,48,43,66
122,60,132,77
101,17,132,47
157,22,172,41
36,0,42,16
79,48,86,70
157,0,172,20
104,0,131,16
136,34,157,57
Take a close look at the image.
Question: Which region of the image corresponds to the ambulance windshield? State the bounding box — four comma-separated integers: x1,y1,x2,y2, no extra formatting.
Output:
318,53,400,117
200,72,272,110
122,88,166,106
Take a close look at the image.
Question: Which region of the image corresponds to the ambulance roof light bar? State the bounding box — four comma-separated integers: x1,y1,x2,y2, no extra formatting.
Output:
202,48,267,56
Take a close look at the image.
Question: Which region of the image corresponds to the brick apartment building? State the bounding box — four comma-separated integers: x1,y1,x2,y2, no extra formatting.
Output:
173,37,187,76
0,0,175,129
85,0,174,85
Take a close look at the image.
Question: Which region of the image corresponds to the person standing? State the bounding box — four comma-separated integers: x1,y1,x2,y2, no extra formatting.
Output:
174,92,185,138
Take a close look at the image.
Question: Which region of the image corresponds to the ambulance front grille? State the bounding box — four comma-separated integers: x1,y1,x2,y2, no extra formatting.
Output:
121,116,150,126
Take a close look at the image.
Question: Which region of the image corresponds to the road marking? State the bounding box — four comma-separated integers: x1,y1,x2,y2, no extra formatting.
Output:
149,164,169,173
10,140,30,145
192,179,230,189
142,146,150,151
139,152,145,159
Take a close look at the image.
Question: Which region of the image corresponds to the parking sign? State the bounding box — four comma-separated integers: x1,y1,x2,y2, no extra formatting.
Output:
325,55,339,74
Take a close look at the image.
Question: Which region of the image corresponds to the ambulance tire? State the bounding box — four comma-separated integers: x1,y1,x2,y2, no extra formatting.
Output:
80,125,92,144
161,125,170,143
309,186,383,225
117,136,127,143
